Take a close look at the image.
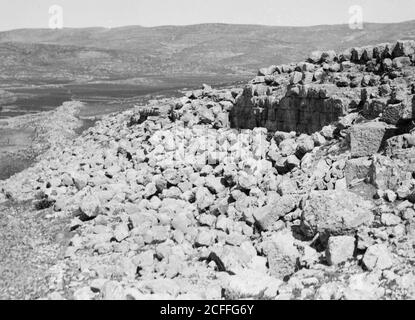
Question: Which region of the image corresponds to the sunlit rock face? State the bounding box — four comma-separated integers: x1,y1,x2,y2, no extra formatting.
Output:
230,83,360,134
230,40,415,134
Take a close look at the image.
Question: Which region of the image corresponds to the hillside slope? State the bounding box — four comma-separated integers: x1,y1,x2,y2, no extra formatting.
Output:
1,21,415,83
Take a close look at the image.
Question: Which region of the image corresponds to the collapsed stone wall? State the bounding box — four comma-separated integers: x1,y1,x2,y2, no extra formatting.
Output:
231,84,359,134
230,40,415,134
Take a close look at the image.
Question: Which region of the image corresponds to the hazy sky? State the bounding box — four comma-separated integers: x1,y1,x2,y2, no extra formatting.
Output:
1,0,414,31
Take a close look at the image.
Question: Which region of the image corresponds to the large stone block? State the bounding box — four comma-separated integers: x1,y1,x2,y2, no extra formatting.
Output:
393,57,412,69
349,122,396,158
261,231,300,279
231,81,360,134
381,97,414,124
300,190,374,238
384,134,415,155
363,244,394,271
344,157,373,186
326,236,356,265
362,98,388,119
369,155,412,190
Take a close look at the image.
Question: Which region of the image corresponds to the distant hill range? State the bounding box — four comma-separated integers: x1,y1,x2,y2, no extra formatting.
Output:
1,21,415,84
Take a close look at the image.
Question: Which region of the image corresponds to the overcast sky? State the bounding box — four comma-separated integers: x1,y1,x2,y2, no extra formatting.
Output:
0,0,414,31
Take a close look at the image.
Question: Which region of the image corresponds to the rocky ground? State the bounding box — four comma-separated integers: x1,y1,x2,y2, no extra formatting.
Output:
0,200,72,299
1,40,415,300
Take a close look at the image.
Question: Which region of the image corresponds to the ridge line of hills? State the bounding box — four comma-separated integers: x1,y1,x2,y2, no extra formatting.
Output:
3,19,415,33
1,20,415,85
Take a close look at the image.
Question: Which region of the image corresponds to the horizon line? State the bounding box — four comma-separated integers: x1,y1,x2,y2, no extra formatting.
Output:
1,18,415,33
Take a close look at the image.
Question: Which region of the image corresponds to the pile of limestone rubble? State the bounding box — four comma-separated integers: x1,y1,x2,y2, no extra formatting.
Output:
2,40,415,300
0,101,84,160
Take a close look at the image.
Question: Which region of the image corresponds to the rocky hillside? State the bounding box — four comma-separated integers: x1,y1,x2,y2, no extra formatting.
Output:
1,21,415,83
0,101,85,180
1,40,415,300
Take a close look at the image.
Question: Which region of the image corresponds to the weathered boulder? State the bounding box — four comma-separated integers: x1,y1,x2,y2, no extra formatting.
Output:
344,157,373,186
205,175,225,194
385,133,415,154
195,187,215,211
261,231,300,279
382,96,414,124
393,56,411,69
114,223,130,242
363,244,394,271
238,172,257,190
253,194,299,230
74,287,96,300
290,71,303,84
195,229,216,247
349,122,396,158
258,65,278,76
300,190,374,238
72,172,89,190
342,272,385,300
370,155,411,190
101,281,126,300
296,134,315,156
223,270,282,299
79,193,102,218
326,236,356,265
